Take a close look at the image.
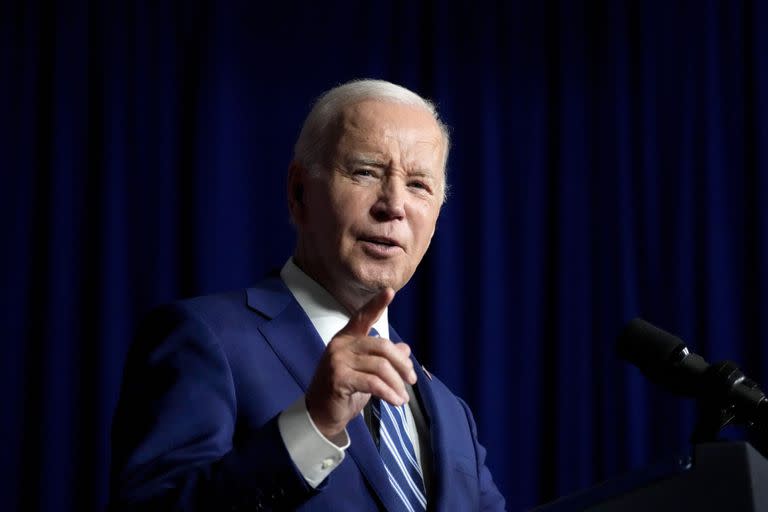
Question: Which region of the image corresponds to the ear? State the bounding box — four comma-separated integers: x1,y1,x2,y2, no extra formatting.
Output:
287,161,306,225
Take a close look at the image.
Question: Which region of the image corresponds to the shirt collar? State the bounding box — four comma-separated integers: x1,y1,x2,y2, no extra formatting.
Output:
280,258,390,345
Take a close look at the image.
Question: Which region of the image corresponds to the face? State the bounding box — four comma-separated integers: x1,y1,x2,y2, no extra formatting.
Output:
290,100,446,311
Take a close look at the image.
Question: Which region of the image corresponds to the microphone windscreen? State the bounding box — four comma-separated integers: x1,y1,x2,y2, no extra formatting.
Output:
617,318,685,372
617,318,709,397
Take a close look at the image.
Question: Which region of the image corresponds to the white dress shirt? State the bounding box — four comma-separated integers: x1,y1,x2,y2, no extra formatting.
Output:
276,258,423,488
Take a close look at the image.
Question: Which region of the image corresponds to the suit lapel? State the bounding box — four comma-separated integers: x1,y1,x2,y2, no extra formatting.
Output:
246,279,404,511
346,416,404,510
411,358,450,510
390,327,451,510
257,300,326,392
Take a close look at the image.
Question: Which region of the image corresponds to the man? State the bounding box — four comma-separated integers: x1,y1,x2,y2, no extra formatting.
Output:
110,79,506,511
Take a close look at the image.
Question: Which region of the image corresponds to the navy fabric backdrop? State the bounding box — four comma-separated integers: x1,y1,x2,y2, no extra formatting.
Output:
3,1,768,510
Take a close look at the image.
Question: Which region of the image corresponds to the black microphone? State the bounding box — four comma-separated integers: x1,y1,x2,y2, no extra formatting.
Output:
617,318,768,429
617,318,709,397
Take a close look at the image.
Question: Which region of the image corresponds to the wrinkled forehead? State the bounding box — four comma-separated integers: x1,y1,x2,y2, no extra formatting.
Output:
330,100,447,169
338,99,441,133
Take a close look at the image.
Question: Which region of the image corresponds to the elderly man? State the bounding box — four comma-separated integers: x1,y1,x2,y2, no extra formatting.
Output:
110,79,506,511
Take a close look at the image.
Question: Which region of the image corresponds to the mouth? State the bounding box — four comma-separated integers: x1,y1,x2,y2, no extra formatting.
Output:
358,236,404,257
359,236,401,248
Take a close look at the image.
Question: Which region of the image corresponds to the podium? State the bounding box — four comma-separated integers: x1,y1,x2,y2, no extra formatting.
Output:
533,442,768,511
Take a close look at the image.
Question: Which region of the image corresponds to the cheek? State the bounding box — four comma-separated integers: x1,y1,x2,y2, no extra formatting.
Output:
320,186,355,223
410,205,440,245
333,190,373,226
330,202,360,233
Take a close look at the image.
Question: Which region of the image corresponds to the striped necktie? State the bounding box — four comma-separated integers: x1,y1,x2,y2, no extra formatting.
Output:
369,328,427,511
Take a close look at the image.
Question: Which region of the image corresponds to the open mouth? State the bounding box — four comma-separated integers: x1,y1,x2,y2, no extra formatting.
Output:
360,236,400,248
359,236,402,256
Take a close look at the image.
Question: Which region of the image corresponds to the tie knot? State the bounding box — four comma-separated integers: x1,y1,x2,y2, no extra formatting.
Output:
368,327,380,337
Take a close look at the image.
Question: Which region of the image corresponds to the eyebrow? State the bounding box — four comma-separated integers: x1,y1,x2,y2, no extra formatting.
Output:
408,170,435,180
346,155,437,181
348,155,387,167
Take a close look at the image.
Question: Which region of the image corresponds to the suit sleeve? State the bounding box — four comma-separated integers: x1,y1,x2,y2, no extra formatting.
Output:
109,303,318,511
457,397,507,511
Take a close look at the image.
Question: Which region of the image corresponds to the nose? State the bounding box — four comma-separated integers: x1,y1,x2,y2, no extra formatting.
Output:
371,178,405,221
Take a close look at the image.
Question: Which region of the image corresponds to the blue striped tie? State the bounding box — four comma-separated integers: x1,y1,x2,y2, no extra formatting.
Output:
369,328,427,511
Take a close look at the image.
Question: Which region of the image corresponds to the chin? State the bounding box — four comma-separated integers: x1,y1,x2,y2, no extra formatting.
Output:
361,269,414,293
347,264,405,292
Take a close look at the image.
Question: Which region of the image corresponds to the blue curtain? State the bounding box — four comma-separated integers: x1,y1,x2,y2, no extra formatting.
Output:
3,1,768,510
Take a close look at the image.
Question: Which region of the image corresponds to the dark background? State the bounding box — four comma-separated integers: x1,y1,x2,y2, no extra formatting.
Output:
3,0,768,510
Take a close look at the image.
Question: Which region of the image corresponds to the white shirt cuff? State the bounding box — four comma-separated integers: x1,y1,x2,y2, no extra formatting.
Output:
277,394,350,488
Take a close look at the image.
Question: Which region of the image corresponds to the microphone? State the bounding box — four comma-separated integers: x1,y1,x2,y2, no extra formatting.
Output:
617,318,768,430
617,318,708,397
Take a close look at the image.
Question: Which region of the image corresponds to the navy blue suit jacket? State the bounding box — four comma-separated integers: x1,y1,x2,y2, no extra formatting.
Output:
110,276,506,511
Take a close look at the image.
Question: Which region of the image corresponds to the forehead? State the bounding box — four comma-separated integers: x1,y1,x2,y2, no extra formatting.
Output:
333,100,445,160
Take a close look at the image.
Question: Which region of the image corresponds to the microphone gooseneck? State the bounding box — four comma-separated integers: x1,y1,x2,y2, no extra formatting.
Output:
617,318,768,438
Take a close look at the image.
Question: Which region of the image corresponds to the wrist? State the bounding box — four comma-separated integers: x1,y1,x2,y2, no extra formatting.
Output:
305,399,347,445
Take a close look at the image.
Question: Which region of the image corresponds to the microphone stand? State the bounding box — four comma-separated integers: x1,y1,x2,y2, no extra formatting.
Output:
690,360,768,456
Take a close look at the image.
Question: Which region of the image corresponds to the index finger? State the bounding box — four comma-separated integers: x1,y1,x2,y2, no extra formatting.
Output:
338,287,395,337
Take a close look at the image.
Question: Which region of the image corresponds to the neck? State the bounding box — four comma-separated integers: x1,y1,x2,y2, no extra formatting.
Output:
292,250,374,314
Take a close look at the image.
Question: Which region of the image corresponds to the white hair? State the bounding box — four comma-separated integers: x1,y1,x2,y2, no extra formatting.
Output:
293,79,450,201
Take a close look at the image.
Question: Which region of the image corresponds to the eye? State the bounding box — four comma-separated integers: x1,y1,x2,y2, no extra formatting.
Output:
408,180,431,192
352,167,380,182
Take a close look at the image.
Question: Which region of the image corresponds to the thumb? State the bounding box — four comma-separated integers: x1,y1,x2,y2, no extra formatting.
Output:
339,288,395,337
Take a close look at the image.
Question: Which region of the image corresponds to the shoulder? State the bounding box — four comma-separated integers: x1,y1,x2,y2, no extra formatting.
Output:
421,370,469,417
146,275,289,327
137,290,249,343
130,276,291,357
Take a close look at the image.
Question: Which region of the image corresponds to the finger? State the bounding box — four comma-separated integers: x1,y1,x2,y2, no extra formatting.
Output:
351,338,416,385
393,342,411,358
348,371,407,406
339,287,395,337
393,343,417,384
350,354,409,402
